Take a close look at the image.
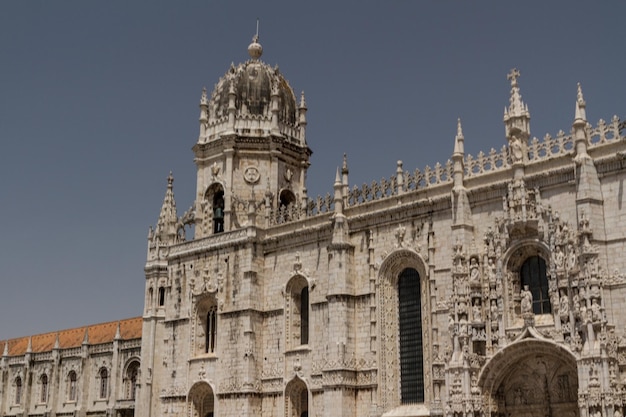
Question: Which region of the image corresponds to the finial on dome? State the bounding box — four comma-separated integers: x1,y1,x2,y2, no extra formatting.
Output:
248,19,263,60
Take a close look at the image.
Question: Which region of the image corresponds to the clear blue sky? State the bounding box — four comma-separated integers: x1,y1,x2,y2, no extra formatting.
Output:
1,1,624,339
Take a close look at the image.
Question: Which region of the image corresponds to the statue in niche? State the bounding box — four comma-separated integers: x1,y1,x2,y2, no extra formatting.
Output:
591,299,601,321
559,292,569,318
554,246,565,270
472,301,482,322
487,258,496,282
469,257,480,285
567,243,578,272
521,285,533,314
511,134,524,163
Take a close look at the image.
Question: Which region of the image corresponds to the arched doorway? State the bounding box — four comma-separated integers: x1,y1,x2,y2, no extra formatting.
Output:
479,338,579,417
188,381,215,417
285,377,309,417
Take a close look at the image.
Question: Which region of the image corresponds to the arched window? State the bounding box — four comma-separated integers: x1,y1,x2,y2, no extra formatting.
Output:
213,191,225,234
398,268,424,404
40,374,49,403
279,189,296,209
68,371,77,401
300,287,309,345
148,287,154,308
520,256,550,314
15,376,22,404
125,361,140,400
158,287,165,306
99,368,108,399
206,306,217,354
286,276,309,348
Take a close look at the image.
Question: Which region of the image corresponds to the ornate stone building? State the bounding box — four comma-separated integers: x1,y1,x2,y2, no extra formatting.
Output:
2,35,626,417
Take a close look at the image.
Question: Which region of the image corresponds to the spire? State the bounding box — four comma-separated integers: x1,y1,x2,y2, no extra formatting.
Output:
154,172,179,245
2,341,8,357
574,82,587,124
53,332,60,350
503,68,531,141
453,118,465,156
26,336,32,353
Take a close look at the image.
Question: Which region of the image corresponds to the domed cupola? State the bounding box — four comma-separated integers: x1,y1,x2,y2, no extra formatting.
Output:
193,34,311,237
198,35,305,145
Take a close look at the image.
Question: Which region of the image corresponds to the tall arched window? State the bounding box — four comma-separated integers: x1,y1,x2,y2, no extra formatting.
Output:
68,371,77,401
206,306,217,354
15,376,22,404
520,256,550,314
398,267,424,404
99,368,108,399
286,275,309,348
213,191,225,234
40,374,49,403
300,287,309,345
158,287,165,306
125,361,140,400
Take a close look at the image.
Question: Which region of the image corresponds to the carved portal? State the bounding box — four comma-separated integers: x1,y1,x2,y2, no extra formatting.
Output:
480,339,579,417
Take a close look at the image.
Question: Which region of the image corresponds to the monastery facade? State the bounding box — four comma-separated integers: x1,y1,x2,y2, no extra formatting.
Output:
2,36,626,417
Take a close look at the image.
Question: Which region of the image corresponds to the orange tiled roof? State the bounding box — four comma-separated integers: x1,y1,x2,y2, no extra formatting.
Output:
0,317,142,357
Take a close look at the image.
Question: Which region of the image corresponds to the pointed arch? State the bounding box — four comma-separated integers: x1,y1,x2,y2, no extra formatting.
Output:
284,376,309,417
377,248,429,409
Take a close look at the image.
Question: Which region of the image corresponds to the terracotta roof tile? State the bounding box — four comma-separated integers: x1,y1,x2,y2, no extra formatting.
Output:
0,317,142,357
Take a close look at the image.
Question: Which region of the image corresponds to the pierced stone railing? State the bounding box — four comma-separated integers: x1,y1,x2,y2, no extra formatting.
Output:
268,193,334,226
277,116,623,222
465,146,509,178
588,115,622,147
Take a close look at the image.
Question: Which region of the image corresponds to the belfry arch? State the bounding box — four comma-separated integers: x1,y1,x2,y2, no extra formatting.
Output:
479,337,579,417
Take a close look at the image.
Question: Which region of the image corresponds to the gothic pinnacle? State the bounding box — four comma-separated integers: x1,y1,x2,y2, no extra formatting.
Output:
574,82,587,123
453,118,465,156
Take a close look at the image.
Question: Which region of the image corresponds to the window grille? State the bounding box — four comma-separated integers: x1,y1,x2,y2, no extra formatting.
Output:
398,268,424,404
300,287,309,345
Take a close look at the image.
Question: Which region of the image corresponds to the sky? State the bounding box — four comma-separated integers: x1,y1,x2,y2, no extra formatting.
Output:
1,1,625,339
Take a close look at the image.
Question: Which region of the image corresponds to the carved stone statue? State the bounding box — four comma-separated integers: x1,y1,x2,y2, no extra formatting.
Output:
554,246,565,270
511,134,524,163
469,257,480,285
521,285,533,314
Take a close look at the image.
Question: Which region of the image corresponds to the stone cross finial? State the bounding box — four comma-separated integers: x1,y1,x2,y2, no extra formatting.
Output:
507,68,520,87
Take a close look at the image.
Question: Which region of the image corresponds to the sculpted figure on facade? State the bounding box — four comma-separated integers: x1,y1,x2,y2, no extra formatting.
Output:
521,285,533,314
469,257,480,285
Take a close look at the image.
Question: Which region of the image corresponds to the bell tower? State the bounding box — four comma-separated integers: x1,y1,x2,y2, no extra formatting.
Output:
193,34,311,237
